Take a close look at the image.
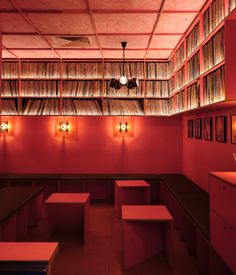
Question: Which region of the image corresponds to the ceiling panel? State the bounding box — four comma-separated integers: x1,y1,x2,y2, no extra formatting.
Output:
27,14,94,34
94,14,157,34
0,0,14,9
0,14,35,32
146,50,172,59
99,35,149,49
155,13,197,33
57,50,101,59
2,50,16,59
163,0,206,11
150,35,182,48
3,35,49,48
12,50,59,58
89,0,162,10
15,0,87,10
103,50,146,59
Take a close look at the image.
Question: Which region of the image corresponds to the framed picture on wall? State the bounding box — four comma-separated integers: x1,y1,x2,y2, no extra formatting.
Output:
216,116,227,143
187,120,194,138
231,115,236,144
204,118,212,141
195,119,202,139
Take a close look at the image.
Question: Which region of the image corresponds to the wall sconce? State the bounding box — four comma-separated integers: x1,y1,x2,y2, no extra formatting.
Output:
0,121,9,133
58,121,70,133
118,121,129,133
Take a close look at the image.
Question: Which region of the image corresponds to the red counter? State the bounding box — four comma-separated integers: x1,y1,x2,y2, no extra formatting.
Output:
115,180,150,218
43,193,90,243
122,205,173,269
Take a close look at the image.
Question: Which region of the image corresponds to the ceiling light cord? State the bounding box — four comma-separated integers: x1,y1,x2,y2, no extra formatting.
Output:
121,41,127,77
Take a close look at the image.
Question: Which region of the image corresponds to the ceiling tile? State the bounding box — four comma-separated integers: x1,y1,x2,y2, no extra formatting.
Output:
155,13,197,33
94,14,157,34
3,35,50,48
163,0,206,11
103,50,145,59
90,0,162,10
150,35,182,48
15,0,87,10
57,50,101,59
27,14,94,34
12,50,59,58
146,50,172,59
99,35,149,49
0,0,14,9
2,50,16,59
0,14,35,32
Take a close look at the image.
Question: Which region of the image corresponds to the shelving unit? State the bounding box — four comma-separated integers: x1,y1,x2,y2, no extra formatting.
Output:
1,0,236,116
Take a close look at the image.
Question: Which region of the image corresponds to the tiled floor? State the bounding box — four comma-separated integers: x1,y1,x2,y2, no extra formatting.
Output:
30,205,200,275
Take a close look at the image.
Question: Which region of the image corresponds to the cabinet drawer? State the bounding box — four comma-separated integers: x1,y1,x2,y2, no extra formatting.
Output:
211,211,236,274
210,175,236,229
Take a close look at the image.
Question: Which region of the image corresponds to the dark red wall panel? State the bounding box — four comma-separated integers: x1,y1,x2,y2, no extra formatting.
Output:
0,116,182,174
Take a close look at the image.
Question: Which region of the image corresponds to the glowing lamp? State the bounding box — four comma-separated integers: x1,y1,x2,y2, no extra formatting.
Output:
59,122,70,133
0,121,9,132
119,76,128,86
118,121,128,133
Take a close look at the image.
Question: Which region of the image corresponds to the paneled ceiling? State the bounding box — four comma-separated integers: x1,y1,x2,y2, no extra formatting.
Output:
0,0,208,60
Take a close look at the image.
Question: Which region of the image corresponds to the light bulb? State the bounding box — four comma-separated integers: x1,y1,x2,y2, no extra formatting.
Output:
59,122,70,133
119,76,128,86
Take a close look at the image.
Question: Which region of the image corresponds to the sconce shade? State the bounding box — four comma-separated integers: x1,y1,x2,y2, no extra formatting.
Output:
0,121,9,132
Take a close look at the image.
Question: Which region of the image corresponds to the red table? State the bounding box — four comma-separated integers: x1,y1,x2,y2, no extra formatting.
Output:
122,205,173,269
43,193,90,243
0,242,58,275
115,180,150,218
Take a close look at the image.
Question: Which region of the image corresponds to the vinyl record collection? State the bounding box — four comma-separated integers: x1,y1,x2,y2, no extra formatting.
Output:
104,62,144,78
188,51,200,82
175,43,185,70
2,62,19,78
146,81,170,97
186,22,200,57
176,66,185,91
21,62,60,78
63,62,102,78
176,90,185,112
203,66,225,105
62,81,102,97
103,99,144,115
2,80,18,96
203,28,225,72
21,81,59,97
229,0,236,11
146,62,171,79
0,99,18,115
145,99,173,116
187,82,200,110
203,0,225,38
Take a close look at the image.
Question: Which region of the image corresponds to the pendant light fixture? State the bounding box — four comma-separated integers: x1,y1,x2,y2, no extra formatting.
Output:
109,41,139,90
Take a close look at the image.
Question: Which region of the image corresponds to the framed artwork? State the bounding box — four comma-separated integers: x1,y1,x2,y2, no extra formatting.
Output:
187,120,194,138
204,117,212,141
231,115,236,144
195,119,202,139
216,116,227,143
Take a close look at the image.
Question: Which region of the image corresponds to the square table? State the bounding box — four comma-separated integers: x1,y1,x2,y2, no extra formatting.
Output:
115,180,150,218
122,205,173,269
0,242,58,275
43,193,90,243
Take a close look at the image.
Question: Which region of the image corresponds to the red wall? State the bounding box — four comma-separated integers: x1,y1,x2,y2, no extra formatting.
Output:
182,107,236,192
0,116,182,174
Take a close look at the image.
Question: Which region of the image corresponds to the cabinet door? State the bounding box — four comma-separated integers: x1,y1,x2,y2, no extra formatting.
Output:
211,211,236,274
210,175,236,229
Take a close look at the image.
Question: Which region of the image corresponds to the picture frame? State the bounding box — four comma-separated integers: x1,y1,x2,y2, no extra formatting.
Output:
231,115,236,144
195,119,202,139
187,120,194,138
216,116,226,143
204,117,212,141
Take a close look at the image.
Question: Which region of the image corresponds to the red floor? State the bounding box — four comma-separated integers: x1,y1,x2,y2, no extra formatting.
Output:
29,204,200,275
